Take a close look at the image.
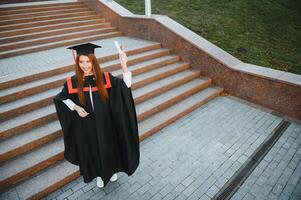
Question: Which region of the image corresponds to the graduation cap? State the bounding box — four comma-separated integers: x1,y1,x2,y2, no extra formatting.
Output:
67,42,102,55
67,42,102,63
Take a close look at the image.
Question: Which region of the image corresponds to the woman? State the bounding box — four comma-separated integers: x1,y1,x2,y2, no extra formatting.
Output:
53,42,140,188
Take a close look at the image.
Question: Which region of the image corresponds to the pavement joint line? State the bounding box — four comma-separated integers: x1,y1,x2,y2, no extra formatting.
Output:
212,119,291,200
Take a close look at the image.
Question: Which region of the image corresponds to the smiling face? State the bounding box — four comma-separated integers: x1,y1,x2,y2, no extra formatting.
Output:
78,55,93,75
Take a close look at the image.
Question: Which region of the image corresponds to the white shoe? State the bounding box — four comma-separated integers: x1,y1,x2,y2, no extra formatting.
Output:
110,173,118,182
96,177,104,188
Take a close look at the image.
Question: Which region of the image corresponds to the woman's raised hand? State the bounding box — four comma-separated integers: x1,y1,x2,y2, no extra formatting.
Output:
74,105,89,117
118,46,128,69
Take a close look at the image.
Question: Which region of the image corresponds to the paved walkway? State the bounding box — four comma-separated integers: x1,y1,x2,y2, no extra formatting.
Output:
43,96,301,200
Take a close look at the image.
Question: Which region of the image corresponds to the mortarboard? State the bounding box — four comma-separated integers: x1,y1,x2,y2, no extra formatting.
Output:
67,42,102,55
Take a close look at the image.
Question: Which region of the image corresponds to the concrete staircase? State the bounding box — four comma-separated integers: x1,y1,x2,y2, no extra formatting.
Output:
0,1,224,199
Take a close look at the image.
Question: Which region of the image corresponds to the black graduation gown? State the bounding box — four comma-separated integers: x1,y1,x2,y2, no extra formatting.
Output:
53,72,140,187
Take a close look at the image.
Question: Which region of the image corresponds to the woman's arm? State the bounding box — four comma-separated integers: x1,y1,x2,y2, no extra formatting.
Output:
119,47,131,88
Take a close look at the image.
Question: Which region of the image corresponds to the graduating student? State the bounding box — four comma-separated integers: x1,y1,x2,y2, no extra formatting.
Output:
53,42,140,188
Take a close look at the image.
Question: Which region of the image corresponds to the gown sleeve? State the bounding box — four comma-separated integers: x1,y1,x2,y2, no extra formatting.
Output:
122,71,132,88
53,81,79,165
108,72,140,175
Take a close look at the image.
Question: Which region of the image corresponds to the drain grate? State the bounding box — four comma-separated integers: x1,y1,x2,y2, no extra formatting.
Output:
213,120,291,200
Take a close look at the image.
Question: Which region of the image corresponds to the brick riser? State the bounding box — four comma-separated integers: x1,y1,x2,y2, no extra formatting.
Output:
0,71,216,190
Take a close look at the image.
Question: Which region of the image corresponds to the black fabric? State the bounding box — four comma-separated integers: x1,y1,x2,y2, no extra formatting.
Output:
53,72,140,187
67,43,101,55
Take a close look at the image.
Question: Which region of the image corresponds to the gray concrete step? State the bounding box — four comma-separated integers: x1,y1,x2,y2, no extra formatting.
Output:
0,137,64,184
1,160,79,200
0,120,61,160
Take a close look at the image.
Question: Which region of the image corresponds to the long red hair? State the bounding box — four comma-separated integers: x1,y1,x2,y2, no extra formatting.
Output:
75,54,109,106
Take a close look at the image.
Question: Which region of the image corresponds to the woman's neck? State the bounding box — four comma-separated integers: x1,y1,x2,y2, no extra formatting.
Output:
84,72,94,76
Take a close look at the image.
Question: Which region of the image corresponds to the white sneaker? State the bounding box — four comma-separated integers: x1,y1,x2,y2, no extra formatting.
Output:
96,177,104,188
110,173,118,182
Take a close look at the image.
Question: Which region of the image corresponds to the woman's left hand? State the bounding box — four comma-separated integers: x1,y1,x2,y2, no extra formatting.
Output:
118,47,128,69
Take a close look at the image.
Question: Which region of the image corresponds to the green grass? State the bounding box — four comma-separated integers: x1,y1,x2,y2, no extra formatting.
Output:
114,0,301,75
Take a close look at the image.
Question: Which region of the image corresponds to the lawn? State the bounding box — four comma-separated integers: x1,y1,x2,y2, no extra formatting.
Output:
114,0,301,75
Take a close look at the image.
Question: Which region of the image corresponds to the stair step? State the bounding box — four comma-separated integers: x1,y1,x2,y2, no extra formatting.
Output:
0,15,104,32
0,2,84,14
0,104,56,139
0,24,111,44
0,48,171,104
0,70,200,162
0,31,123,59
0,27,118,51
0,120,61,163
136,78,211,121
0,159,79,200
0,7,90,21
0,84,222,200
0,70,208,190
132,70,200,103
0,19,108,37
0,54,179,117
0,10,95,26
138,86,224,140
0,138,64,188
